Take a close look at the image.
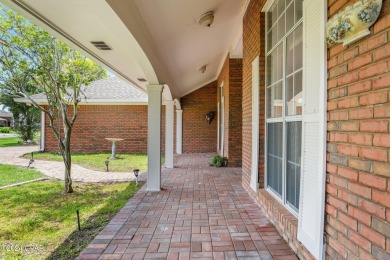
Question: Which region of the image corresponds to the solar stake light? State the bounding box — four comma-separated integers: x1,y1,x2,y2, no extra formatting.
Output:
27,152,34,168
133,169,140,186
104,159,109,172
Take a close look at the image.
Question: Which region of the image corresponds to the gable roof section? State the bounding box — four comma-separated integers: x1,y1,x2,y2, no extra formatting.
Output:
0,110,13,118
16,77,148,105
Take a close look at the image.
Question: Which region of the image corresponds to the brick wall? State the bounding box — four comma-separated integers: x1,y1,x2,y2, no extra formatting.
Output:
216,56,243,167
181,81,218,153
228,58,243,167
44,105,166,154
241,0,390,259
325,0,390,259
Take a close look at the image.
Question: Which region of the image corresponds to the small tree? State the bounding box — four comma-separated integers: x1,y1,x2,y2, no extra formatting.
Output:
0,81,40,142
0,5,108,193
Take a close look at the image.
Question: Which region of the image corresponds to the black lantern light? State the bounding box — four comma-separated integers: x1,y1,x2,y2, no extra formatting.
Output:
205,111,214,124
104,159,109,172
133,169,140,186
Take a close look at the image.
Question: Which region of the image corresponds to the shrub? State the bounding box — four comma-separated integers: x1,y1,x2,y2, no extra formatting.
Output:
0,127,10,133
208,154,227,167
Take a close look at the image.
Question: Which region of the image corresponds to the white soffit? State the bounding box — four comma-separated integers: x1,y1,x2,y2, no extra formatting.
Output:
2,0,249,98
1,0,156,93
116,0,249,97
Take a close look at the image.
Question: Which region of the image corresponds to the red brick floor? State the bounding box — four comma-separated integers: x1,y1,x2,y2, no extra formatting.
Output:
77,154,297,260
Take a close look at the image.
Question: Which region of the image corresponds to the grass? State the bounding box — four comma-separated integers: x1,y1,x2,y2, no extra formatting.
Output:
22,152,165,173
0,178,141,259
0,164,44,187
0,137,21,147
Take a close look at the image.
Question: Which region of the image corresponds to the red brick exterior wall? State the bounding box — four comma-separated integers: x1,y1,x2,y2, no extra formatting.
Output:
217,56,243,167
325,1,390,259
181,81,218,153
228,58,243,167
240,0,390,259
44,105,166,154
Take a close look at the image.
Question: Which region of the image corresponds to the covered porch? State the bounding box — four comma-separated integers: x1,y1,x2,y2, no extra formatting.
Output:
77,154,296,260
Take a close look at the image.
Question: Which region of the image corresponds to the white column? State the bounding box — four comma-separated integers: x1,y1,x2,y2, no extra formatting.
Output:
40,111,45,151
176,109,183,154
165,100,174,168
147,84,163,191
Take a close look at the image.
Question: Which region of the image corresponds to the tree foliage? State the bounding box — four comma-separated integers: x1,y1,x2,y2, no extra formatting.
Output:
0,4,108,192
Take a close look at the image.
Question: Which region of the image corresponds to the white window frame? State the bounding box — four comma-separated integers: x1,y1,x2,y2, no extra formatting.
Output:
263,0,303,216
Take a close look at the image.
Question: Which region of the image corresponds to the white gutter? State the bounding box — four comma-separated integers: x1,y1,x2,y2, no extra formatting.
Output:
14,98,149,105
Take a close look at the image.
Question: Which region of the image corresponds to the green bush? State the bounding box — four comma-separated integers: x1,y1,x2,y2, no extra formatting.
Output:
208,154,227,167
0,127,10,133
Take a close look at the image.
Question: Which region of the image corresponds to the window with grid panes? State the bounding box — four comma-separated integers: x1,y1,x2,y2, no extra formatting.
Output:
265,0,303,213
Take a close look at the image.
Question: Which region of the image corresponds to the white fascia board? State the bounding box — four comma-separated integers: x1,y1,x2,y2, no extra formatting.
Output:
15,97,149,105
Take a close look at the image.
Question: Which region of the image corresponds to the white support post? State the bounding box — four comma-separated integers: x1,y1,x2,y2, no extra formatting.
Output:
176,109,183,154
40,111,45,152
147,84,163,191
165,100,174,168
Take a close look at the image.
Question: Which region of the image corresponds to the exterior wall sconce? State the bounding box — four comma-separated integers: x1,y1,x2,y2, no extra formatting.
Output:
205,112,214,124
326,0,382,46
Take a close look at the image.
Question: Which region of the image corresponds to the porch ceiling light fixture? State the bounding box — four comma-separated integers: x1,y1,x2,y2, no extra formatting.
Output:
198,65,207,73
199,11,215,27
205,111,214,124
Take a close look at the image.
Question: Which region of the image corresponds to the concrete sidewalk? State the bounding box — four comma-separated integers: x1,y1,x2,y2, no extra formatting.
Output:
0,146,137,182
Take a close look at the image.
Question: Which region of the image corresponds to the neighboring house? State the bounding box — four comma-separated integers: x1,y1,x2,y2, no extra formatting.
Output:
0,110,13,127
5,0,390,259
23,77,152,153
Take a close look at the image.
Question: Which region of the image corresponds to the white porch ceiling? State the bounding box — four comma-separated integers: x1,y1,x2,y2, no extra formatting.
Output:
1,0,248,98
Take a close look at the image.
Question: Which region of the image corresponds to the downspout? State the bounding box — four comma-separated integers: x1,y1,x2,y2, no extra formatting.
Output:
40,111,45,152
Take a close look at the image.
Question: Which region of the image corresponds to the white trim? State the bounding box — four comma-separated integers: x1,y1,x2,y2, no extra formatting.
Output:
297,0,327,258
15,98,148,105
176,109,183,154
217,101,220,152
251,56,260,191
220,82,225,156
262,0,276,12
40,111,45,151
165,100,174,168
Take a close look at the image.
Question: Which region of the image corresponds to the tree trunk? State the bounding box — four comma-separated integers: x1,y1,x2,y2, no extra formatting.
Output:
63,129,73,193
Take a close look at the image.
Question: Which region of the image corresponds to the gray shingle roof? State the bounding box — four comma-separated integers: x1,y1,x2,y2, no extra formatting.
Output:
0,110,13,118
25,77,147,104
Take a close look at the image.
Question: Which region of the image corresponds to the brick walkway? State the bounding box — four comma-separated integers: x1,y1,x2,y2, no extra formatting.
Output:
0,146,136,182
78,154,297,260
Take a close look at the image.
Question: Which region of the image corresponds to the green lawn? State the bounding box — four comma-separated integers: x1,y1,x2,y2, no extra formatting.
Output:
0,164,44,187
22,152,165,173
0,179,141,259
0,137,21,147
